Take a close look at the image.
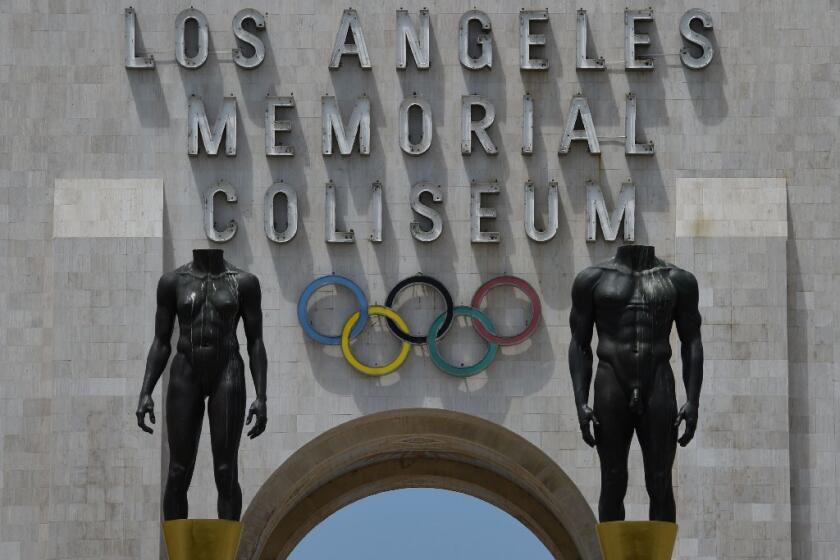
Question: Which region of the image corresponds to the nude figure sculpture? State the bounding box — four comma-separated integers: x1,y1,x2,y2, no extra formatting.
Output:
136,249,267,521
568,244,703,522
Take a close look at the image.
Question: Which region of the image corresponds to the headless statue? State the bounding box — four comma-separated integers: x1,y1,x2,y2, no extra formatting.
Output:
568,244,703,522
136,249,267,521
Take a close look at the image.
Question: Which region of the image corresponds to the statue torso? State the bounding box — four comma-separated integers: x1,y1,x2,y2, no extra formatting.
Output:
173,262,242,361
590,258,679,381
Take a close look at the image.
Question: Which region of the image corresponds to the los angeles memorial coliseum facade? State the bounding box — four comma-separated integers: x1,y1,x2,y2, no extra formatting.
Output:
0,1,837,559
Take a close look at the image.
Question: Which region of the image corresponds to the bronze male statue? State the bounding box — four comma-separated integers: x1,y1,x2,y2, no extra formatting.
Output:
136,249,267,521
568,244,703,522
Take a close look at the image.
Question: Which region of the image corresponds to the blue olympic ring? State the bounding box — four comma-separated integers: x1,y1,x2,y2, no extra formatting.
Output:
297,275,368,345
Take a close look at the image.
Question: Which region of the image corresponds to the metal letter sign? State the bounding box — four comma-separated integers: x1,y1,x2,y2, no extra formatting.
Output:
188,96,237,156
625,8,654,70
125,6,722,247
399,95,433,155
204,181,238,243
680,9,714,69
576,9,604,70
459,10,492,70
396,9,430,70
176,8,209,68
330,9,371,69
586,181,635,242
461,95,498,155
264,182,298,243
322,96,371,156
524,181,559,242
410,182,443,242
519,10,549,70
559,95,600,155
124,8,154,69
325,182,354,243
522,94,534,155
625,93,654,156
370,181,383,243
265,96,295,156
471,182,500,243
232,9,266,69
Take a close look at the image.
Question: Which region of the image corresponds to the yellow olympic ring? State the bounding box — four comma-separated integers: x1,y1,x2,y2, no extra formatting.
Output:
340,305,411,376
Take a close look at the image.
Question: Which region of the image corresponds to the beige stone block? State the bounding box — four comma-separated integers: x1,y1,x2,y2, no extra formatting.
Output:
53,179,163,239
676,178,787,239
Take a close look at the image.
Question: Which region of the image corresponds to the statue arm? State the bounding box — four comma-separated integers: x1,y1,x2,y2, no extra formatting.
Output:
239,273,268,439
568,267,601,447
672,268,704,446
136,273,177,434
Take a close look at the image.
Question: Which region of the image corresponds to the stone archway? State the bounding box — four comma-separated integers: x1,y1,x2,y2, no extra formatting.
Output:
238,409,602,560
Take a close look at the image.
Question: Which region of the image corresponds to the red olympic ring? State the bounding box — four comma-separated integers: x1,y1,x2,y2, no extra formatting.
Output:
470,276,542,346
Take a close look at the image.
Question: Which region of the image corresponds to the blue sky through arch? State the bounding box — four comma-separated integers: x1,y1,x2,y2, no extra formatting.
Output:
288,487,553,560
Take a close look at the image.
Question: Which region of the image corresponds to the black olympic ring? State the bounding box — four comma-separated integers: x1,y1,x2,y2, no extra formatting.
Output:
384,274,455,344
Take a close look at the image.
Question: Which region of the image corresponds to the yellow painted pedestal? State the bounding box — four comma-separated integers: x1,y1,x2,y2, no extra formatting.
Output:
162,519,243,560
597,521,678,560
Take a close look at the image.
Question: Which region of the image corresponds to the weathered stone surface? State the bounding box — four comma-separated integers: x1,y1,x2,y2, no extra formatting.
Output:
0,2,836,559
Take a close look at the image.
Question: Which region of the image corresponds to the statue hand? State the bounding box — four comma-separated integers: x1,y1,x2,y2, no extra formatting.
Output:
577,404,599,448
246,398,267,439
675,402,698,447
136,394,156,434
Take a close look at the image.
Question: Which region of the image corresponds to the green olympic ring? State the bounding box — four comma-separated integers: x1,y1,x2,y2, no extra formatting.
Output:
427,306,499,378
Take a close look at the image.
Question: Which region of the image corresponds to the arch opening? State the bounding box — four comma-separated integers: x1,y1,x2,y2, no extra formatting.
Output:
238,409,601,560
289,488,554,559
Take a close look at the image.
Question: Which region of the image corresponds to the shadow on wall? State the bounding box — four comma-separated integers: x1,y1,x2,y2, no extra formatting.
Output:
322,58,386,277
459,30,513,283
234,18,283,125
684,27,727,125
301,16,557,422
396,17,457,283
141,5,697,429
125,13,170,128
626,21,669,129
178,23,257,266
785,195,811,556
185,112,256,269
303,279,557,424
523,73,574,316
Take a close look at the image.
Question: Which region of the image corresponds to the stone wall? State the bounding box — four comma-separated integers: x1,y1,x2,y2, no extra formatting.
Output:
675,178,791,558
49,180,163,559
0,1,837,559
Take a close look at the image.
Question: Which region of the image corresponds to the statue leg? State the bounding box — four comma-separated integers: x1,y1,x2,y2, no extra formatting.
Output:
593,363,634,522
636,364,678,522
208,353,246,520
164,354,205,520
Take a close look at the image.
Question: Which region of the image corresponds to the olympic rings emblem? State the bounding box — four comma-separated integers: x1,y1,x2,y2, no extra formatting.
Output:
297,274,542,377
